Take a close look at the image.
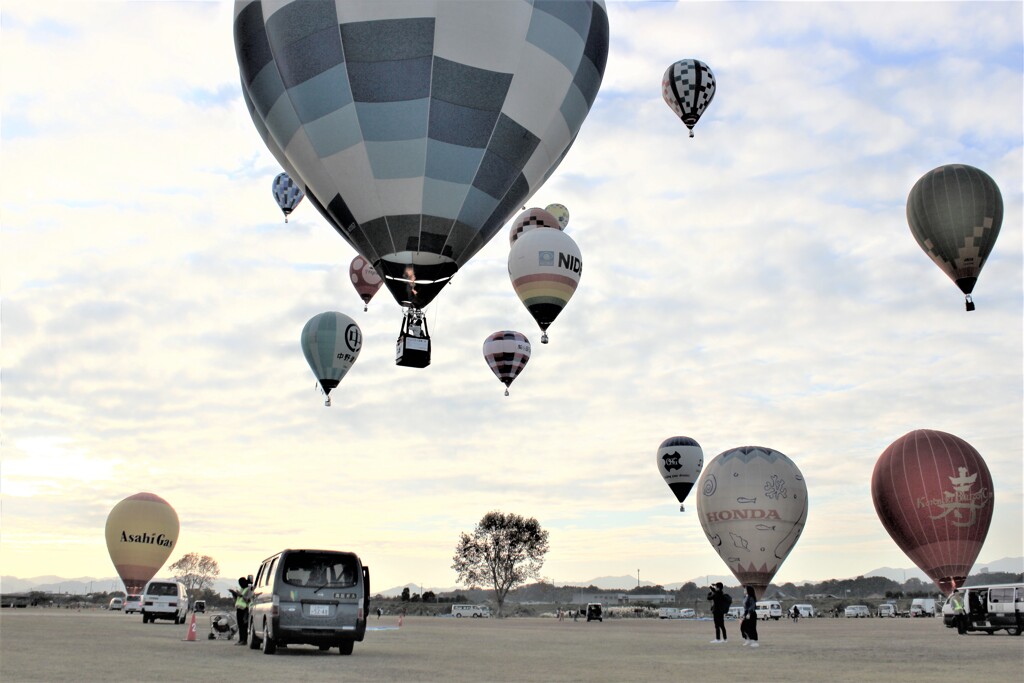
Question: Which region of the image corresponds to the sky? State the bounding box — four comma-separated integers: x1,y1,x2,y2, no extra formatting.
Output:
2,1,1021,593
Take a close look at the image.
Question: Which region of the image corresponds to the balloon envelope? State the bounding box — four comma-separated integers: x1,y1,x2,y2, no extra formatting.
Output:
906,164,1003,309
105,492,179,594
482,330,531,395
544,203,570,229
662,59,716,137
508,227,582,343
234,0,609,309
509,207,562,246
272,172,304,221
871,429,994,596
656,436,703,510
301,312,362,399
349,256,383,310
696,447,808,599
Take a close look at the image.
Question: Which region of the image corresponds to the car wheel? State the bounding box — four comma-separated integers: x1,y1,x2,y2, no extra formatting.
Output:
1007,627,1021,636
261,622,277,655
456,613,462,618
338,640,354,656
248,619,259,650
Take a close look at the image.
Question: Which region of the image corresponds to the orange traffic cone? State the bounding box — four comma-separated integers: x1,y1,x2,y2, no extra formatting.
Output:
183,612,197,642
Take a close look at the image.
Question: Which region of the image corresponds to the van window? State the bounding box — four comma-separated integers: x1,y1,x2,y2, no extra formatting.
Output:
263,558,277,587
147,583,178,597
989,587,1013,604
283,552,357,588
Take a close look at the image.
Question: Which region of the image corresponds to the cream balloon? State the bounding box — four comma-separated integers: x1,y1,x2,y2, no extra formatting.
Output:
105,492,180,594
695,447,808,599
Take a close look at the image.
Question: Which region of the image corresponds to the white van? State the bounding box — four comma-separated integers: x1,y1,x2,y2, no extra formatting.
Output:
877,603,898,618
755,600,782,620
658,607,681,619
792,604,815,618
943,583,1023,636
727,606,744,620
910,598,936,617
141,580,189,624
452,604,491,618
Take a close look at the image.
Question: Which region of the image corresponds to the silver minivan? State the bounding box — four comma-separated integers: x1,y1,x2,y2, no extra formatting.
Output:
248,549,370,655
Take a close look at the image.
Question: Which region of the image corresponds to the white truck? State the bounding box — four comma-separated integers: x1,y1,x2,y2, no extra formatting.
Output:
910,598,936,617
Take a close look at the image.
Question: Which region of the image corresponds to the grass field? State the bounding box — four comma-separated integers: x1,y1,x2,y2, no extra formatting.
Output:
1,609,1021,682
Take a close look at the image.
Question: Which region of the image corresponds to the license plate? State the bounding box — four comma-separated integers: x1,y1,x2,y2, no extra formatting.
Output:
309,604,330,617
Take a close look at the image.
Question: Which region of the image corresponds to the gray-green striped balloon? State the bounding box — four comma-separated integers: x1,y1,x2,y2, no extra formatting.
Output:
906,164,1003,311
301,312,362,405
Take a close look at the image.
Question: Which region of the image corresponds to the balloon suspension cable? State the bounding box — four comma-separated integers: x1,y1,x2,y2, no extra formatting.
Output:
541,331,549,344
965,295,975,312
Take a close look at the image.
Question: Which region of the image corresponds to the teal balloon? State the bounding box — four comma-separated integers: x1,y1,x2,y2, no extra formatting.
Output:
301,312,362,398
906,164,1003,309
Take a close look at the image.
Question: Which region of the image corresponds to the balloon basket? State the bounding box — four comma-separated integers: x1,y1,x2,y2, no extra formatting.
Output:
325,396,331,407
541,331,549,344
965,295,975,312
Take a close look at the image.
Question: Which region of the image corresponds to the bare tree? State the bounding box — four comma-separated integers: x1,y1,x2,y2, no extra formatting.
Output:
169,552,220,596
452,511,549,616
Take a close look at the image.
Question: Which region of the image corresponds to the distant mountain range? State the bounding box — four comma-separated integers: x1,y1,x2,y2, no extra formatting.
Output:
4,557,1020,597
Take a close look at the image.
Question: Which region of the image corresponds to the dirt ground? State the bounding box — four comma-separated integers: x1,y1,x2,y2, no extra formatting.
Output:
1,609,1021,682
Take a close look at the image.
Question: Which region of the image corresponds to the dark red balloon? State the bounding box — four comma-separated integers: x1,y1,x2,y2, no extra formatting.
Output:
871,429,994,595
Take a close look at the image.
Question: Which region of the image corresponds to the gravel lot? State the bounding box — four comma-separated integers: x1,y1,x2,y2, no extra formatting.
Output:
1,609,1021,682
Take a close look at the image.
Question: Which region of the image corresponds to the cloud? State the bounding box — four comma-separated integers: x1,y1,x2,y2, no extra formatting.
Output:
1,1,1020,590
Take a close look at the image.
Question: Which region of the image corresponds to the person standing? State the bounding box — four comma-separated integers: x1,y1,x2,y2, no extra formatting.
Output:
740,585,759,647
707,582,731,643
229,577,253,646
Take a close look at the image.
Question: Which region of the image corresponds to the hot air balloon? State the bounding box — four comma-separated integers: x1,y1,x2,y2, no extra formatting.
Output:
657,436,703,511
662,59,716,138
696,447,808,599
906,164,1003,311
508,227,581,344
509,207,562,247
272,172,304,222
105,492,179,595
301,312,362,406
544,203,570,229
234,1,609,366
871,429,994,596
349,256,383,312
482,330,531,396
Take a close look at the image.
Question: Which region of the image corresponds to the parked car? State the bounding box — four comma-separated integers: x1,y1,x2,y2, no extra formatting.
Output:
792,604,815,618
910,598,937,617
585,603,603,622
756,600,782,620
193,600,206,614
845,605,870,618
451,604,490,618
124,594,142,614
141,580,189,624
108,597,123,611
248,548,370,655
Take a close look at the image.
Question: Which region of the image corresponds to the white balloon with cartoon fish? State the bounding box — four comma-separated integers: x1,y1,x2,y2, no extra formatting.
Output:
695,446,808,599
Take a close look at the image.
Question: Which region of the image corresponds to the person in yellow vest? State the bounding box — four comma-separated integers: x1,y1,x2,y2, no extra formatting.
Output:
229,577,253,645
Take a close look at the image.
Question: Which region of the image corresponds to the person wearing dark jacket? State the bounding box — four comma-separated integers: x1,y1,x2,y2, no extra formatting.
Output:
740,585,759,647
707,582,731,643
